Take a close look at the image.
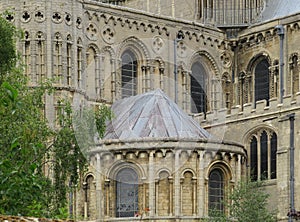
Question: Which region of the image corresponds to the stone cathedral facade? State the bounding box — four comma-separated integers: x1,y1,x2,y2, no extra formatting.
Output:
1,0,300,221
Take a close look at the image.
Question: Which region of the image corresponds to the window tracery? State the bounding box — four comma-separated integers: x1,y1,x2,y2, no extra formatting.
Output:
249,129,277,181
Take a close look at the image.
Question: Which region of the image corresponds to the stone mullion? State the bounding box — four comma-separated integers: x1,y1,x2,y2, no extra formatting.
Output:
267,131,271,180
257,132,261,180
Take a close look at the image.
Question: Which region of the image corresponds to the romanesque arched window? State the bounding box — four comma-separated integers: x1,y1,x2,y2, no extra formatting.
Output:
116,168,139,217
191,62,207,114
254,59,270,105
121,50,137,98
249,129,277,181
208,169,224,214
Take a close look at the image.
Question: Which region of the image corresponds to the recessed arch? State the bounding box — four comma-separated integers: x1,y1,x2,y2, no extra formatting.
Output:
107,160,146,182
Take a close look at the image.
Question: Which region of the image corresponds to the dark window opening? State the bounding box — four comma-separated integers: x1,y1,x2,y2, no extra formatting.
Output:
191,62,207,114
209,169,224,214
116,168,139,217
121,51,137,98
271,133,277,179
250,137,258,181
255,59,270,105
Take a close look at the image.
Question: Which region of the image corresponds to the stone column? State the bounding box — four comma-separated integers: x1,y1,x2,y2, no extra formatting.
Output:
149,151,155,217
95,153,103,219
174,150,181,216
169,176,174,216
198,150,205,217
192,177,197,215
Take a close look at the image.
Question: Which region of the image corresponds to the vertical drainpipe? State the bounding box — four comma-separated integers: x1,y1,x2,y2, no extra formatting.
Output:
275,25,285,103
289,113,295,222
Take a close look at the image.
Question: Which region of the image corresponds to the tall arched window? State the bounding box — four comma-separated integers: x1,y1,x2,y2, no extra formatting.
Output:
121,50,137,98
116,168,139,217
191,62,207,114
249,130,277,181
255,59,270,105
208,169,224,214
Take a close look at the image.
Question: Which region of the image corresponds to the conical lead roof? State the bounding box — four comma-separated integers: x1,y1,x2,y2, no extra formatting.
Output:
104,89,210,140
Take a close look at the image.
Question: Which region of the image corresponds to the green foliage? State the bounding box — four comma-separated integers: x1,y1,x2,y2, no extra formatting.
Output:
207,180,276,222
0,13,112,218
51,100,112,216
0,12,18,79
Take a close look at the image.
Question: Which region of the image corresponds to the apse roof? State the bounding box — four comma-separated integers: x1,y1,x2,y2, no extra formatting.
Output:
104,89,211,140
260,0,300,22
